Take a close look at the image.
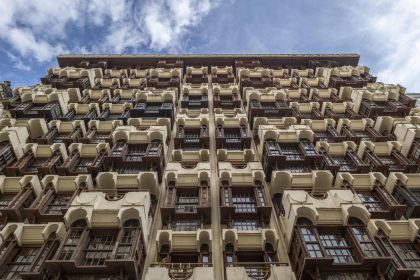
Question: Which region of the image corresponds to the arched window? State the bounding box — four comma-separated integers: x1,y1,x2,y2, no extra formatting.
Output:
224,243,235,265
264,243,278,264
200,244,210,265
116,219,142,260
159,245,170,263
58,219,87,261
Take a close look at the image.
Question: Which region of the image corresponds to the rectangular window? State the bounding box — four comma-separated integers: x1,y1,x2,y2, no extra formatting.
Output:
0,247,40,279
82,233,117,266
44,194,71,214
176,190,199,213
300,227,323,258
231,190,257,213
394,244,420,275
351,227,380,257
59,228,84,260
319,231,354,263
233,220,261,231
357,191,386,212
171,219,200,231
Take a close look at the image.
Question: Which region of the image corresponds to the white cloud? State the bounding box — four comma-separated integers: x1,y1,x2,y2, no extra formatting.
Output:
0,0,220,64
349,0,420,91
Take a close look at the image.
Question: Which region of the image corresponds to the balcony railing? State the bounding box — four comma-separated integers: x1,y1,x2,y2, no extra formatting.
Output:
9,102,62,121
226,262,288,280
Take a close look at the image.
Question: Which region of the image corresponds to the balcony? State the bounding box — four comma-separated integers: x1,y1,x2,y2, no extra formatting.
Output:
222,230,285,280
358,141,418,174
147,68,182,92
321,102,362,121
0,118,48,143
301,119,345,143
129,68,149,79
111,88,136,104
6,143,67,178
245,88,292,128
212,83,241,109
122,77,147,90
0,223,66,280
130,89,175,126
373,115,420,140
368,219,420,280
156,59,184,69
60,103,100,125
57,143,109,178
300,77,327,90
174,110,209,150
284,88,310,103
181,83,209,109
238,68,274,96
0,130,25,175
215,110,251,150
80,120,122,145
259,126,322,180
149,230,212,280
79,89,110,105
0,175,41,223
185,66,208,84
161,163,211,228
46,192,152,280
211,66,235,84
289,218,390,280
93,77,120,91
104,127,166,182
317,65,376,88
273,77,299,89
36,120,85,146
103,68,128,81
218,162,271,225
270,171,334,215
23,174,92,223
316,141,369,174
41,66,97,90
98,102,131,124
95,172,159,213
309,88,342,104
351,89,411,119
336,172,405,220
290,102,323,121
9,91,66,121
337,118,388,144
385,173,420,219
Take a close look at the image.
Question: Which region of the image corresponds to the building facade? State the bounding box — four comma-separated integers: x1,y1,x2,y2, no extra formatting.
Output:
0,54,419,280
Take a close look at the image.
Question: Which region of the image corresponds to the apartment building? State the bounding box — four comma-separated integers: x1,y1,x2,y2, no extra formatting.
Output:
0,54,419,280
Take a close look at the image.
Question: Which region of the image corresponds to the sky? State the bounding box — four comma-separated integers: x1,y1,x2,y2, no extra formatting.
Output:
0,0,419,91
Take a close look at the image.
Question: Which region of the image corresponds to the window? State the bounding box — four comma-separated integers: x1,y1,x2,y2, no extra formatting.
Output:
394,244,420,274
233,220,261,230
116,220,140,260
171,219,200,231
357,191,386,212
44,194,71,214
319,231,354,263
200,244,210,265
255,181,266,207
300,227,323,258
231,190,257,213
82,232,117,266
176,189,199,213
0,194,14,208
0,247,40,279
59,220,86,260
351,227,380,257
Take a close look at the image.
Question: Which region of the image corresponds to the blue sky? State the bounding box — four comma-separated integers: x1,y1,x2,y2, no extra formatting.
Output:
1,0,419,91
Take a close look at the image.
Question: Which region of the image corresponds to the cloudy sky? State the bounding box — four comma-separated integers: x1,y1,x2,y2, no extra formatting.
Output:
0,0,419,91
